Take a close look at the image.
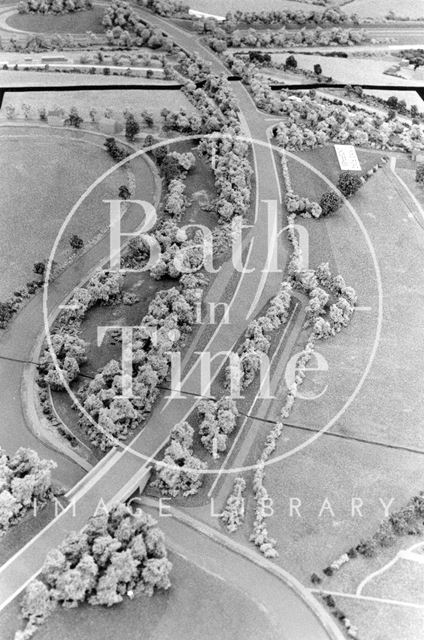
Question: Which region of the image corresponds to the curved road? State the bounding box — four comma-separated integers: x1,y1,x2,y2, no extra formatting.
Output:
0,8,344,640
0,125,158,487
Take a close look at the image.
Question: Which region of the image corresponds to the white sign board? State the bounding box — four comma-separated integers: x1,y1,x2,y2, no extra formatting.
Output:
334,145,361,171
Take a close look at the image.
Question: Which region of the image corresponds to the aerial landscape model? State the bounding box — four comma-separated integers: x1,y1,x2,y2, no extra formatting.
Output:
0,0,424,638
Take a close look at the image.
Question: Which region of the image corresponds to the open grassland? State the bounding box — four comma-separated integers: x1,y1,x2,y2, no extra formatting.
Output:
0,126,153,299
182,142,424,637
5,6,105,33
0,553,278,640
360,555,424,604
2,89,196,122
283,157,424,450
325,595,424,640
268,52,415,86
238,152,424,636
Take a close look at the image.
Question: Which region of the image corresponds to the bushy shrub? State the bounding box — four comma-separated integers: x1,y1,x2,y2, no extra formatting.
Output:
104,137,130,163
337,171,362,197
285,55,297,69
320,191,341,216
220,477,246,532
416,163,424,184
78,275,206,450
0,447,56,533
152,422,205,496
124,112,140,142
197,396,238,457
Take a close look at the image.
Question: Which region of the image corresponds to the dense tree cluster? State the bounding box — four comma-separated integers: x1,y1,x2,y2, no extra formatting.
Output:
197,396,238,458
18,0,92,14
78,275,206,450
0,448,56,532
17,504,171,639
163,178,187,219
152,421,205,496
208,25,367,52
198,136,252,221
102,1,174,50
220,476,246,533
160,107,203,134
38,270,123,390
123,217,207,280
223,6,357,28
137,0,189,18
416,163,424,184
286,192,322,218
255,84,424,153
226,281,292,391
39,331,88,389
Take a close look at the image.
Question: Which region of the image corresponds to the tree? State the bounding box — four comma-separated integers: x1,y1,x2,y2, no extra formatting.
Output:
0,490,21,528
161,154,182,183
285,55,297,70
141,109,154,127
387,95,398,110
416,163,424,184
65,106,83,128
337,171,362,198
124,112,140,141
319,191,341,216
118,184,131,199
314,63,322,75
20,579,55,623
33,261,46,276
69,234,84,251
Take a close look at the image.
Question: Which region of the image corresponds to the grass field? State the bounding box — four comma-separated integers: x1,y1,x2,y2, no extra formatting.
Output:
189,0,424,19
238,154,424,637
1,553,278,640
175,143,424,638
3,89,196,123
268,53,409,86
327,595,424,640
343,0,424,19
0,126,146,300
5,6,105,34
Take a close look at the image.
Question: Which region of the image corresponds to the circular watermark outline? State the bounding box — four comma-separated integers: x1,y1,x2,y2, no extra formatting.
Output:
42,132,382,475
